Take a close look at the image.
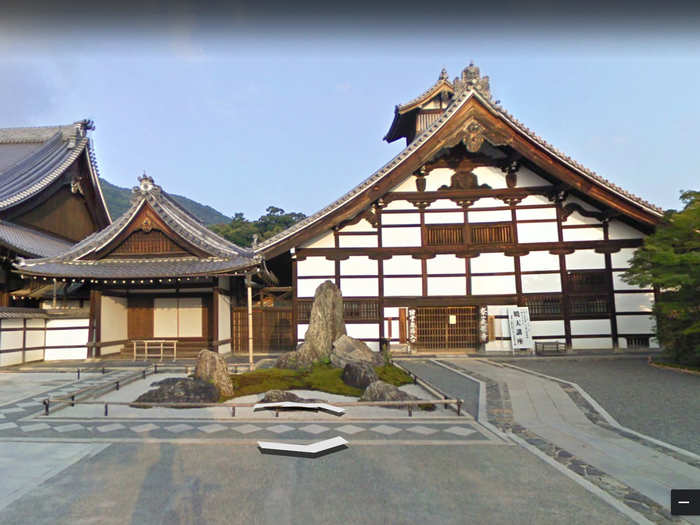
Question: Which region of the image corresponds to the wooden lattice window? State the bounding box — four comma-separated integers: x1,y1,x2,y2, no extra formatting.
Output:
567,270,609,294
425,224,464,246
523,294,563,319
296,300,313,322
569,294,610,315
296,299,379,322
471,223,514,245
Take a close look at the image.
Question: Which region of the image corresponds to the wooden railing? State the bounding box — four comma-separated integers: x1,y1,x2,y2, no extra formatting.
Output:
132,340,177,361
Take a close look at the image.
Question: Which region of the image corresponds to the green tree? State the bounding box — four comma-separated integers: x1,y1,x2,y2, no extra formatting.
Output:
209,207,306,248
623,190,700,364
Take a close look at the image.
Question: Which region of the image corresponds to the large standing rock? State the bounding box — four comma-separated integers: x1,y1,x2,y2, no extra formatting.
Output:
341,362,378,389
132,378,219,406
194,349,234,398
360,380,421,408
330,335,383,369
277,281,346,369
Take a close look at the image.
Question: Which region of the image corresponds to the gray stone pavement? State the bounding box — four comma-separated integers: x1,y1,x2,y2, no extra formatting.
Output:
497,357,700,455
442,358,700,524
0,442,636,525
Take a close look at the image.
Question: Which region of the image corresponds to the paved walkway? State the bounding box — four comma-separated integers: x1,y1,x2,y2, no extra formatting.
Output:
441,358,700,524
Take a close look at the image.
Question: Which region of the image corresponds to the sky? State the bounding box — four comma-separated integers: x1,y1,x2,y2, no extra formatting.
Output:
1,3,699,220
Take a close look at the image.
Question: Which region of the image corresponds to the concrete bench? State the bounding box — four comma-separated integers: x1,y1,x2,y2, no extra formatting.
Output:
258,436,348,456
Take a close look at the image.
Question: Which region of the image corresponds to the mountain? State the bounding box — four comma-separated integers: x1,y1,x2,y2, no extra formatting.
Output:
99,178,231,225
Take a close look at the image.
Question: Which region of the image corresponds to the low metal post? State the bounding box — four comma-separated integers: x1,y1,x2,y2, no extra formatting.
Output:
104,403,108,416
231,406,236,417
142,369,146,379
457,400,462,416
444,396,448,410
71,394,75,407
43,399,49,416
102,367,106,374
77,368,80,381
413,374,417,385
408,405,412,417
154,364,158,374
275,408,279,418
116,380,120,391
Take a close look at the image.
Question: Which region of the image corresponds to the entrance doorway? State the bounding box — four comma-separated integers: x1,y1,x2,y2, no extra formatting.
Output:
412,306,478,352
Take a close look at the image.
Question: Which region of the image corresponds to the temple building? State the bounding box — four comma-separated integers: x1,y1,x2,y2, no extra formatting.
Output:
258,64,663,354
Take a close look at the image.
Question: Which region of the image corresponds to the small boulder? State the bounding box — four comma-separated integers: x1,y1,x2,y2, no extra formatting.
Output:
330,335,383,369
342,362,378,389
194,349,234,398
360,380,420,409
260,390,324,404
133,378,218,407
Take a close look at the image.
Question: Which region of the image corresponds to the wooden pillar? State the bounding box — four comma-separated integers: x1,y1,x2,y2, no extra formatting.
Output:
88,289,102,358
212,285,219,352
246,274,254,369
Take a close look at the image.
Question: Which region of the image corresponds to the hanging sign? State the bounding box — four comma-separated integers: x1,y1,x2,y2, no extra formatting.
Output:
479,306,489,343
449,314,457,325
507,307,533,350
408,308,417,344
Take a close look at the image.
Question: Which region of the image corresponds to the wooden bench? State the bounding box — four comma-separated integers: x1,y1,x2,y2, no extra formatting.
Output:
132,340,177,361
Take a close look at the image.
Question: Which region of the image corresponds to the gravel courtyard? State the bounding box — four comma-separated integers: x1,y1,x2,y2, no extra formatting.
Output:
502,357,700,455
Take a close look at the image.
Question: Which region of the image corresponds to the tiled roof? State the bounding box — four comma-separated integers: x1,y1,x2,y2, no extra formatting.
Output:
257,66,662,254
0,307,48,319
0,220,73,257
14,176,257,279
395,69,454,114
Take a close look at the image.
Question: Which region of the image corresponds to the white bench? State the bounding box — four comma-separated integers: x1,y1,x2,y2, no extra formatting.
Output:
253,401,345,416
258,436,348,455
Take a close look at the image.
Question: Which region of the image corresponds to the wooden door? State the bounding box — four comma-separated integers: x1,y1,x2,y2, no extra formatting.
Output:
128,295,153,339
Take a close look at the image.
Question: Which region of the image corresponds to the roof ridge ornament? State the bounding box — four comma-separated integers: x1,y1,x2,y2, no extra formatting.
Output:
453,61,492,100
132,172,161,202
439,68,449,81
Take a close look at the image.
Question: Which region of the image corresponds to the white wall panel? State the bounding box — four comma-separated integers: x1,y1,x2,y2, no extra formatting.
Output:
515,207,557,220
218,290,232,354
383,199,415,211
424,212,463,224
427,199,460,210
570,319,611,335
384,319,400,339
520,251,560,272
389,175,418,192
297,257,335,277
518,222,559,242
611,248,637,269
301,230,335,249
530,320,566,337
486,340,512,351
297,324,309,341
515,167,551,187
469,197,504,209
612,272,646,291
383,307,400,318
485,304,518,316
571,337,613,349
340,278,378,297
472,166,507,188
563,212,602,226
345,323,380,339
425,168,454,191
381,227,421,247
608,220,644,240
614,292,654,313
521,273,562,293
0,323,22,350
381,212,420,225
383,255,421,275
24,349,44,363
154,297,178,337
384,277,422,296
45,318,89,361
340,256,377,276
471,275,516,295
427,277,466,296
339,218,375,233
564,195,600,212
468,209,512,223
471,253,514,273
616,315,655,333
0,353,23,366
297,278,331,298
562,227,605,241
426,254,465,274
565,249,605,270
338,234,378,248
101,295,128,355
517,195,551,207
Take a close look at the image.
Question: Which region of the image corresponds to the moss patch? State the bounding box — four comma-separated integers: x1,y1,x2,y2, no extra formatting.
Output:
375,365,413,386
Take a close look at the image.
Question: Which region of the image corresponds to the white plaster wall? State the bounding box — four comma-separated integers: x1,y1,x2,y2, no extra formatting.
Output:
521,273,562,293
616,315,655,334
518,195,551,207
381,227,421,247
385,319,400,339
472,166,507,189
100,295,128,355
389,175,418,192
340,278,378,297
520,251,560,272
0,352,22,367
297,324,309,341
338,234,378,248
25,318,46,363
516,207,557,220
426,254,465,274
564,195,601,212
614,292,654,313
427,276,466,296
612,271,646,291
471,275,516,295
571,337,613,349
384,277,422,296
365,341,380,352
515,167,551,187
563,212,602,226
530,320,566,337
471,253,514,273
486,304,518,316
45,318,89,361
345,323,380,339
383,199,415,211
469,197,504,209
425,168,454,191
608,220,644,240
562,227,605,241
570,319,611,335
485,340,513,352
154,297,178,337
340,256,377,276
611,248,637,269
297,278,332,298
565,250,606,270
339,218,375,233
383,255,422,275
383,307,400,318
468,209,512,223
427,199,460,210
297,257,335,277
218,285,232,354
381,212,420,225
301,230,335,249
518,222,559,242
0,319,22,351
180,298,203,338
424,212,463,224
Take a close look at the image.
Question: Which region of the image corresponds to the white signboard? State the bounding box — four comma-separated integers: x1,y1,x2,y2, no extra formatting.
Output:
507,307,533,351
